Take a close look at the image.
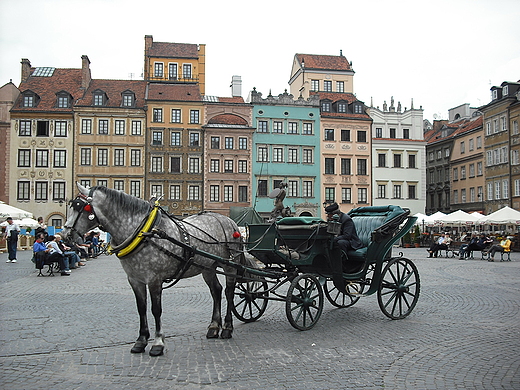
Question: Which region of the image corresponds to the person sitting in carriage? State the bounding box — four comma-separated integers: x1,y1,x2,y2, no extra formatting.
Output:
325,203,364,272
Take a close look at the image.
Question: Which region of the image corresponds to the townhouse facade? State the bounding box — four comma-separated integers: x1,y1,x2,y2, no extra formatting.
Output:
0,81,20,203
369,98,426,216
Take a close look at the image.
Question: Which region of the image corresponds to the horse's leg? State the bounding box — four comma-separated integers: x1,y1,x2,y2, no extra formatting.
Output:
220,273,236,339
202,271,222,338
148,281,165,356
128,277,150,353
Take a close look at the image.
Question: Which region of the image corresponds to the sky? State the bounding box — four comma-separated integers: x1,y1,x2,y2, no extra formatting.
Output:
1,0,519,122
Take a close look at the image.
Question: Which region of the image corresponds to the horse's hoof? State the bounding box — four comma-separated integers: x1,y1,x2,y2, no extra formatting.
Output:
220,329,233,339
149,345,164,356
130,341,147,353
206,328,220,339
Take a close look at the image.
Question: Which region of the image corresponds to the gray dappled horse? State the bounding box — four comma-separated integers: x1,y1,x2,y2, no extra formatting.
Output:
61,183,248,356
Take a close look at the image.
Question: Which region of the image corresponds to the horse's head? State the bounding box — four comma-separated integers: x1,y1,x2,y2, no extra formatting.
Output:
61,183,103,243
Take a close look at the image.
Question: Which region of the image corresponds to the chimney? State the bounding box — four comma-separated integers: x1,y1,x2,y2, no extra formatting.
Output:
21,58,31,82
81,55,91,89
144,35,153,80
231,75,242,97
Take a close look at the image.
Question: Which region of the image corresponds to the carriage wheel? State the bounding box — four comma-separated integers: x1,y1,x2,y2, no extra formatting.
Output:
232,280,269,323
377,257,420,319
324,280,364,308
285,274,324,331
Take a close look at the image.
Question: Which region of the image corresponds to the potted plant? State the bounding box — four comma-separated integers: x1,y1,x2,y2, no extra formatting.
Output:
403,231,412,248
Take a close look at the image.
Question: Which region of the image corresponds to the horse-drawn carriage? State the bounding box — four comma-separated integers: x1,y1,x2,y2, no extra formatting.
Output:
62,184,420,356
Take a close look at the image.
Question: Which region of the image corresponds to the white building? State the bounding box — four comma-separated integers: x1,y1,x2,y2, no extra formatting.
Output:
369,97,426,215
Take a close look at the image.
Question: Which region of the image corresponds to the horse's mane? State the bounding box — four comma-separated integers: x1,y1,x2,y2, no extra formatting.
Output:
91,186,151,216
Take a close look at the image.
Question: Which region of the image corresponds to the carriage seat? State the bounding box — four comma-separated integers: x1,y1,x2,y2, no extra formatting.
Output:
346,205,408,263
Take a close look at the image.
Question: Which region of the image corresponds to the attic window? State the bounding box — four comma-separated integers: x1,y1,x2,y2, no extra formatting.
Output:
354,105,363,114
121,91,135,107
93,90,107,106
21,91,39,108
337,102,347,113
56,91,71,108
503,85,509,96
321,102,331,112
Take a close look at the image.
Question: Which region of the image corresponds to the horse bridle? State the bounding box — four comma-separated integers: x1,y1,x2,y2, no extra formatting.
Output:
65,188,104,239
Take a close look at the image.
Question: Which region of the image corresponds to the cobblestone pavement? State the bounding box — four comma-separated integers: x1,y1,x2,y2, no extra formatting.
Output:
1,246,519,389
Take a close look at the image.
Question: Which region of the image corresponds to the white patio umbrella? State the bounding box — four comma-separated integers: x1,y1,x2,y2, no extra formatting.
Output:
0,201,33,220
479,206,520,225
436,210,481,225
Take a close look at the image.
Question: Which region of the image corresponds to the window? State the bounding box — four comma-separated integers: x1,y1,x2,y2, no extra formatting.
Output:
190,132,200,146
341,129,350,141
513,120,519,135
153,108,163,122
114,149,125,166
258,120,268,133
258,146,268,162
378,154,386,168
288,122,298,134
239,137,247,150
93,92,106,106
390,128,396,138
152,131,163,145
210,159,220,173
354,105,363,114
171,132,181,146
325,129,334,141
453,167,458,181
35,182,48,201
19,120,31,136
151,185,163,197
37,120,49,136
169,63,178,80
80,148,91,165
288,181,298,197
18,150,31,167
375,128,382,138
325,158,335,174
114,180,124,191
503,179,509,199
211,136,220,149
183,64,192,79
130,149,141,166
97,149,108,166
53,182,66,201
170,156,181,173
495,181,501,200
130,181,141,198
303,123,313,135
210,185,220,202
131,121,142,135
393,154,402,168
357,159,367,175
322,102,331,112
408,185,416,199
122,93,134,107
288,148,298,163
82,119,92,134
341,158,351,175
188,185,200,200
357,130,367,142
378,184,386,198
257,180,268,196
303,148,313,164
303,181,313,197
336,81,344,92
469,138,474,151
151,156,163,172
342,188,352,203
501,116,507,132
97,119,108,135
171,109,181,123
188,157,200,173
238,160,247,173
224,186,233,202
324,80,332,92
325,187,335,203
53,150,66,168
476,135,482,148
403,129,410,139
17,181,30,200
273,121,283,133
238,186,248,202
273,147,283,162
311,80,319,91
408,154,416,168
114,120,125,135
225,137,233,149
154,62,164,77
393,185,402,199
461,166,466,180
358,188,368,203
170,185,181,200
460,141,465,154
23,94,35,107
224,160,233,173
36,150,49,167
189,110,199,124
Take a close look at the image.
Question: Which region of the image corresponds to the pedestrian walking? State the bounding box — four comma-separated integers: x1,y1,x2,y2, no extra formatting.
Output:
4,217,20,263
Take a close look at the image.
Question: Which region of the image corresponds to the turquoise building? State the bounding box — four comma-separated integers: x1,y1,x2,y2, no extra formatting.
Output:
250,89,321,218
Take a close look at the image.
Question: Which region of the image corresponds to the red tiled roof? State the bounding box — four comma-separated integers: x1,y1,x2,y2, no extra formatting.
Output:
146,83,202,102
312,92,359,104
12,68,84,112
207,114,248,125
148,42,199,58
296,53,352,71
321,112,371,120
217,97,245,103
76,79,147,108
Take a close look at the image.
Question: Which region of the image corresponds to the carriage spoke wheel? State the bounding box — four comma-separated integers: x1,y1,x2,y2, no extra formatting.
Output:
286,274,324,331
324,280,364,308
377,257,420,319
232,280,269,323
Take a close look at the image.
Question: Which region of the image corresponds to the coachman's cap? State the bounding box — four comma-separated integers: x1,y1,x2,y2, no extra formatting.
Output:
325,202,339,213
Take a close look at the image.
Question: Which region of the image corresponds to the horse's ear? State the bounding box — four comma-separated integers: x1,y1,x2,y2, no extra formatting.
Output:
77,182,89,196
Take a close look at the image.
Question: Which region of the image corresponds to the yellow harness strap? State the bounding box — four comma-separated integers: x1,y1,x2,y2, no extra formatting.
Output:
109,202,160,258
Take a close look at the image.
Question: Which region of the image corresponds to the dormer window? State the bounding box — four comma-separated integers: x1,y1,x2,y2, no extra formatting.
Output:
56,91,71,108
121,90,135,107
492,89,498,100
503,85,509,96
337,102,347,113
321,101,331,112
93,90,107,106
354,104,363,114
21,91,39,107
